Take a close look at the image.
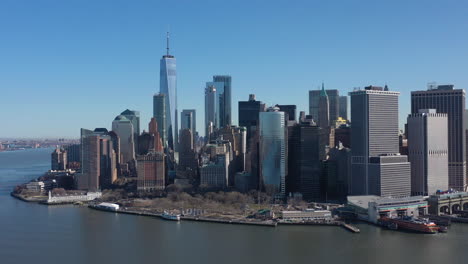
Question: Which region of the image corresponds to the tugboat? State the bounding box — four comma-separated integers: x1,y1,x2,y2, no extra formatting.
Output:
161,211,181,221
379,216,439,234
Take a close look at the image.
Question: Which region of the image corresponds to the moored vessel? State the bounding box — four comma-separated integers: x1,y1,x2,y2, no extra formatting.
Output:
379,216,439,234
161,211,180,221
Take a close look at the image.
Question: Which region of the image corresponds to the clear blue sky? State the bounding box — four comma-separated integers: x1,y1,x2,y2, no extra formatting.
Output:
1,0,467,138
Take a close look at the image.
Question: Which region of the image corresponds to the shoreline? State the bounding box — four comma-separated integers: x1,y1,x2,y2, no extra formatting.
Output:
11,190,359,232
88,204,361,232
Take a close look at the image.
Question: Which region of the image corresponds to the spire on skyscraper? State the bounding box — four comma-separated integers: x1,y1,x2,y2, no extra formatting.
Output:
166,31,170,56
320,82,328,97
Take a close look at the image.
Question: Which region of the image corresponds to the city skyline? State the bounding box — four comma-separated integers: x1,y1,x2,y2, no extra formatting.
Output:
2,1,468,138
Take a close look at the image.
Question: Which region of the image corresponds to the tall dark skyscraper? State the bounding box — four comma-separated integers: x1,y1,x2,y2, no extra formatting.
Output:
160,32,177,151
350,86,411,197
238,94,266,150
277,105,297,122
309,87,339,126
318,84,330,129
411,84,466,191
287,117,328,201
339,95,348,120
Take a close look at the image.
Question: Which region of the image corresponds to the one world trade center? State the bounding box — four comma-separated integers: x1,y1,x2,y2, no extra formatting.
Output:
160,32,178,151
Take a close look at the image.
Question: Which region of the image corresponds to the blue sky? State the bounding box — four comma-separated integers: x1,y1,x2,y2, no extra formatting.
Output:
1,0,467,138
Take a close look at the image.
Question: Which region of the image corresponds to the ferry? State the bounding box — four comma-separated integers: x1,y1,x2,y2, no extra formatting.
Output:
379,216,439,234
161,211,180,221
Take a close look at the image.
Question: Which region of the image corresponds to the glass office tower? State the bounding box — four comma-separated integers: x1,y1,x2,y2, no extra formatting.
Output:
160,33,177,151
259,106,286,198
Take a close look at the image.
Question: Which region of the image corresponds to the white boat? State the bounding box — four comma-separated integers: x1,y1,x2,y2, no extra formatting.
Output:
161,211,180,221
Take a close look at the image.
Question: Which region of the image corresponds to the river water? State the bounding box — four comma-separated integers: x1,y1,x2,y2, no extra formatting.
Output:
0,148,467,264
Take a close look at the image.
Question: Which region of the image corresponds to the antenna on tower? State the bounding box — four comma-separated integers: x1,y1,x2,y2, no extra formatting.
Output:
166,31,170,56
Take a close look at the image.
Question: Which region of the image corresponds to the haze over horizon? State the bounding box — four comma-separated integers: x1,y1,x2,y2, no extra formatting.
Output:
2,0,467,138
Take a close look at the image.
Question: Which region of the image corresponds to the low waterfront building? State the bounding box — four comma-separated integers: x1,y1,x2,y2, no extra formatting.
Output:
25,181,45,192
46,191,102,204
427,192,468,215
347,195,428,224
281,209,332,221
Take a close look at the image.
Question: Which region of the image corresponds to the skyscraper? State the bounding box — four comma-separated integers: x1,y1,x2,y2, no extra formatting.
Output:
112,115,135,164
79,129,100,192
287,116,328,201
309,87,339,126
339,95,348,120
153,93,167,148
181,109,196,144
213,75,232,127
238,94,266,150
259,106,286,198
120,109,140,150
51,147,67,171
277,105,297,122
324,143,351,202
407,109,449,195
350,86,411,197
318,84,330,129
78,128,118,191
160,32,177,151
411,85,466,191
205,85,217,138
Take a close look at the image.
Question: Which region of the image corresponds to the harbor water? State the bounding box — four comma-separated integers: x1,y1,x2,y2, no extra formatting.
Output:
0,148,467,264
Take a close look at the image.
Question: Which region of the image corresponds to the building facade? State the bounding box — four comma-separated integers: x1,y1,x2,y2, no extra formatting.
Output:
153,93,167,148
200,153,229,188
213,75,232,127
137,152,165,191
51,147,67,171
238,94,265,151
160,33,177,151
318,84,330,129
411,85,466,191
205,84,217,138
277,105,297,122
407,109,449,195
78,128,118,191
112,115,135,164
350,86,411,197
309,88,339,126
259,107,286,198
339,95,348,120
287,118,328,201
120,109,140,150
181,109,196,144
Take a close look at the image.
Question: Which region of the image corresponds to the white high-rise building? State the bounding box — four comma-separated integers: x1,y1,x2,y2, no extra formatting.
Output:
408,109,449,195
